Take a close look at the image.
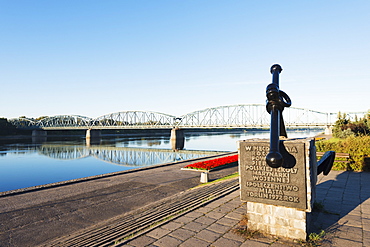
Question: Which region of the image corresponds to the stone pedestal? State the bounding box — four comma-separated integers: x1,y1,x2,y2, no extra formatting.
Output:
238,138,317,240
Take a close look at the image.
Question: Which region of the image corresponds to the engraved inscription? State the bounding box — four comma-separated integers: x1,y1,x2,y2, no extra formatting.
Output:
239,141,307,209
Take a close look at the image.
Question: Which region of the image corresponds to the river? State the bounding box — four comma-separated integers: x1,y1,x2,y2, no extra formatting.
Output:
0,129,323,192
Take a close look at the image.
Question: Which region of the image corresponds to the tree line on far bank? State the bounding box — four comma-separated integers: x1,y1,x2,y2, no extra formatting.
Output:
316,111,370,171
0,118,18,135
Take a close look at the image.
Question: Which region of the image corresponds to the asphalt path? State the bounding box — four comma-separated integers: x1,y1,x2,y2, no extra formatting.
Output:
0,153,238,247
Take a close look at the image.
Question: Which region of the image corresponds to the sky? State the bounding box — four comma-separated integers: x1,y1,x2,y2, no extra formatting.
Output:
0,0,369,119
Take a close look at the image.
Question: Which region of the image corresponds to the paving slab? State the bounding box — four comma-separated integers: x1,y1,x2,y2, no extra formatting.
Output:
216,216,240,227
182,221,208,232
212,237,243,247
207,222,231,233
240,240,271,246
168,228,195,241
161,221,183,231
179,237,210,247
172,215,194,224
146,228,172,239
194,229,222,242
205,211,225,220
127,235,156,247
153,235,182,247
193,215,216,225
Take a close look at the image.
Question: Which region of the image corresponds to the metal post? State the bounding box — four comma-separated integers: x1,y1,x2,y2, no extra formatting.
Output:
265,64,291,168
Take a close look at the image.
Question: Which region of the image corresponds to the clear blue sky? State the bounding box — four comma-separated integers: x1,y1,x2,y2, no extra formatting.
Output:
1,1,369,119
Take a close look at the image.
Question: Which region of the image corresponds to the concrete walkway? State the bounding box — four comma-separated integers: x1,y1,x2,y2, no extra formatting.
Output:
0,153,238,246
123,171,370,247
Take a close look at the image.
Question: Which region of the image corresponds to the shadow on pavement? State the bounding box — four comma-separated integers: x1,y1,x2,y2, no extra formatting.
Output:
310,171,370,244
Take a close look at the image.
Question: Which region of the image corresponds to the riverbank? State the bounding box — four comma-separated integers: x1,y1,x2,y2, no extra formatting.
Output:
0,153,238,246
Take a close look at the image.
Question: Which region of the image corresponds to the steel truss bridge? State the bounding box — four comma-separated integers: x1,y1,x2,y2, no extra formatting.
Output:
10,104,367,130
20,145,225,167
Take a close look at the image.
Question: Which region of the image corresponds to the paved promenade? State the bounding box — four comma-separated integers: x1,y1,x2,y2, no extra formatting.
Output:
123,171,370,247
0,153,238,246
2,152,370,246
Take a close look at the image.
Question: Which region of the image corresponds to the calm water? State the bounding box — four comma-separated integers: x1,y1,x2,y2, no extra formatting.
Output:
0,129,322,192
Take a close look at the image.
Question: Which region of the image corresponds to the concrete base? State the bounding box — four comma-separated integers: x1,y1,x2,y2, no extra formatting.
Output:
246,202,311,239
200,172,209,183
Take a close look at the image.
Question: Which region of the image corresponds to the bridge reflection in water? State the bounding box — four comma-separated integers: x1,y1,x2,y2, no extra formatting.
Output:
37,145,226,167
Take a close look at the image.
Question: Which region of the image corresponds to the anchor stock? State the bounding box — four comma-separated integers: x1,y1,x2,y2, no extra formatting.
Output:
265,64,292,168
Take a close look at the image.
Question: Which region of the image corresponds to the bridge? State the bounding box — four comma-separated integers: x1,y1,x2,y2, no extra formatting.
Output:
9,104,367,130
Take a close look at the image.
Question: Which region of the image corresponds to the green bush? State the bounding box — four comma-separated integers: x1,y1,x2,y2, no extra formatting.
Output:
315,136,370,171
333,111,369,138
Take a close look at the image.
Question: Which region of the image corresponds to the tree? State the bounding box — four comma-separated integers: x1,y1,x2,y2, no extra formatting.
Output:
333,111,370,138
0,118,17,135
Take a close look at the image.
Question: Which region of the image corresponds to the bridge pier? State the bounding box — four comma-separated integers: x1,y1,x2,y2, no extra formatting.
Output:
32,129,47,143
86,129,101,146
170,128,185,150
324,125,333,135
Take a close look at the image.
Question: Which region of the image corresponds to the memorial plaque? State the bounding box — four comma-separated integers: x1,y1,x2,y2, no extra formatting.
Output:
239,140,307,210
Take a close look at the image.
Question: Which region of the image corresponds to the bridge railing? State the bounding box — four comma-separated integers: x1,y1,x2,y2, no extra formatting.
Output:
38,115,94,128
91,111,175,128
8,105,368,130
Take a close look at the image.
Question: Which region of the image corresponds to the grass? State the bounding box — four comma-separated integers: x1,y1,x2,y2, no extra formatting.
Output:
308,230,326,242
193,172,239,188
297,230,326,247
213,172,239,181
202,195,215,203
295,232,325,246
